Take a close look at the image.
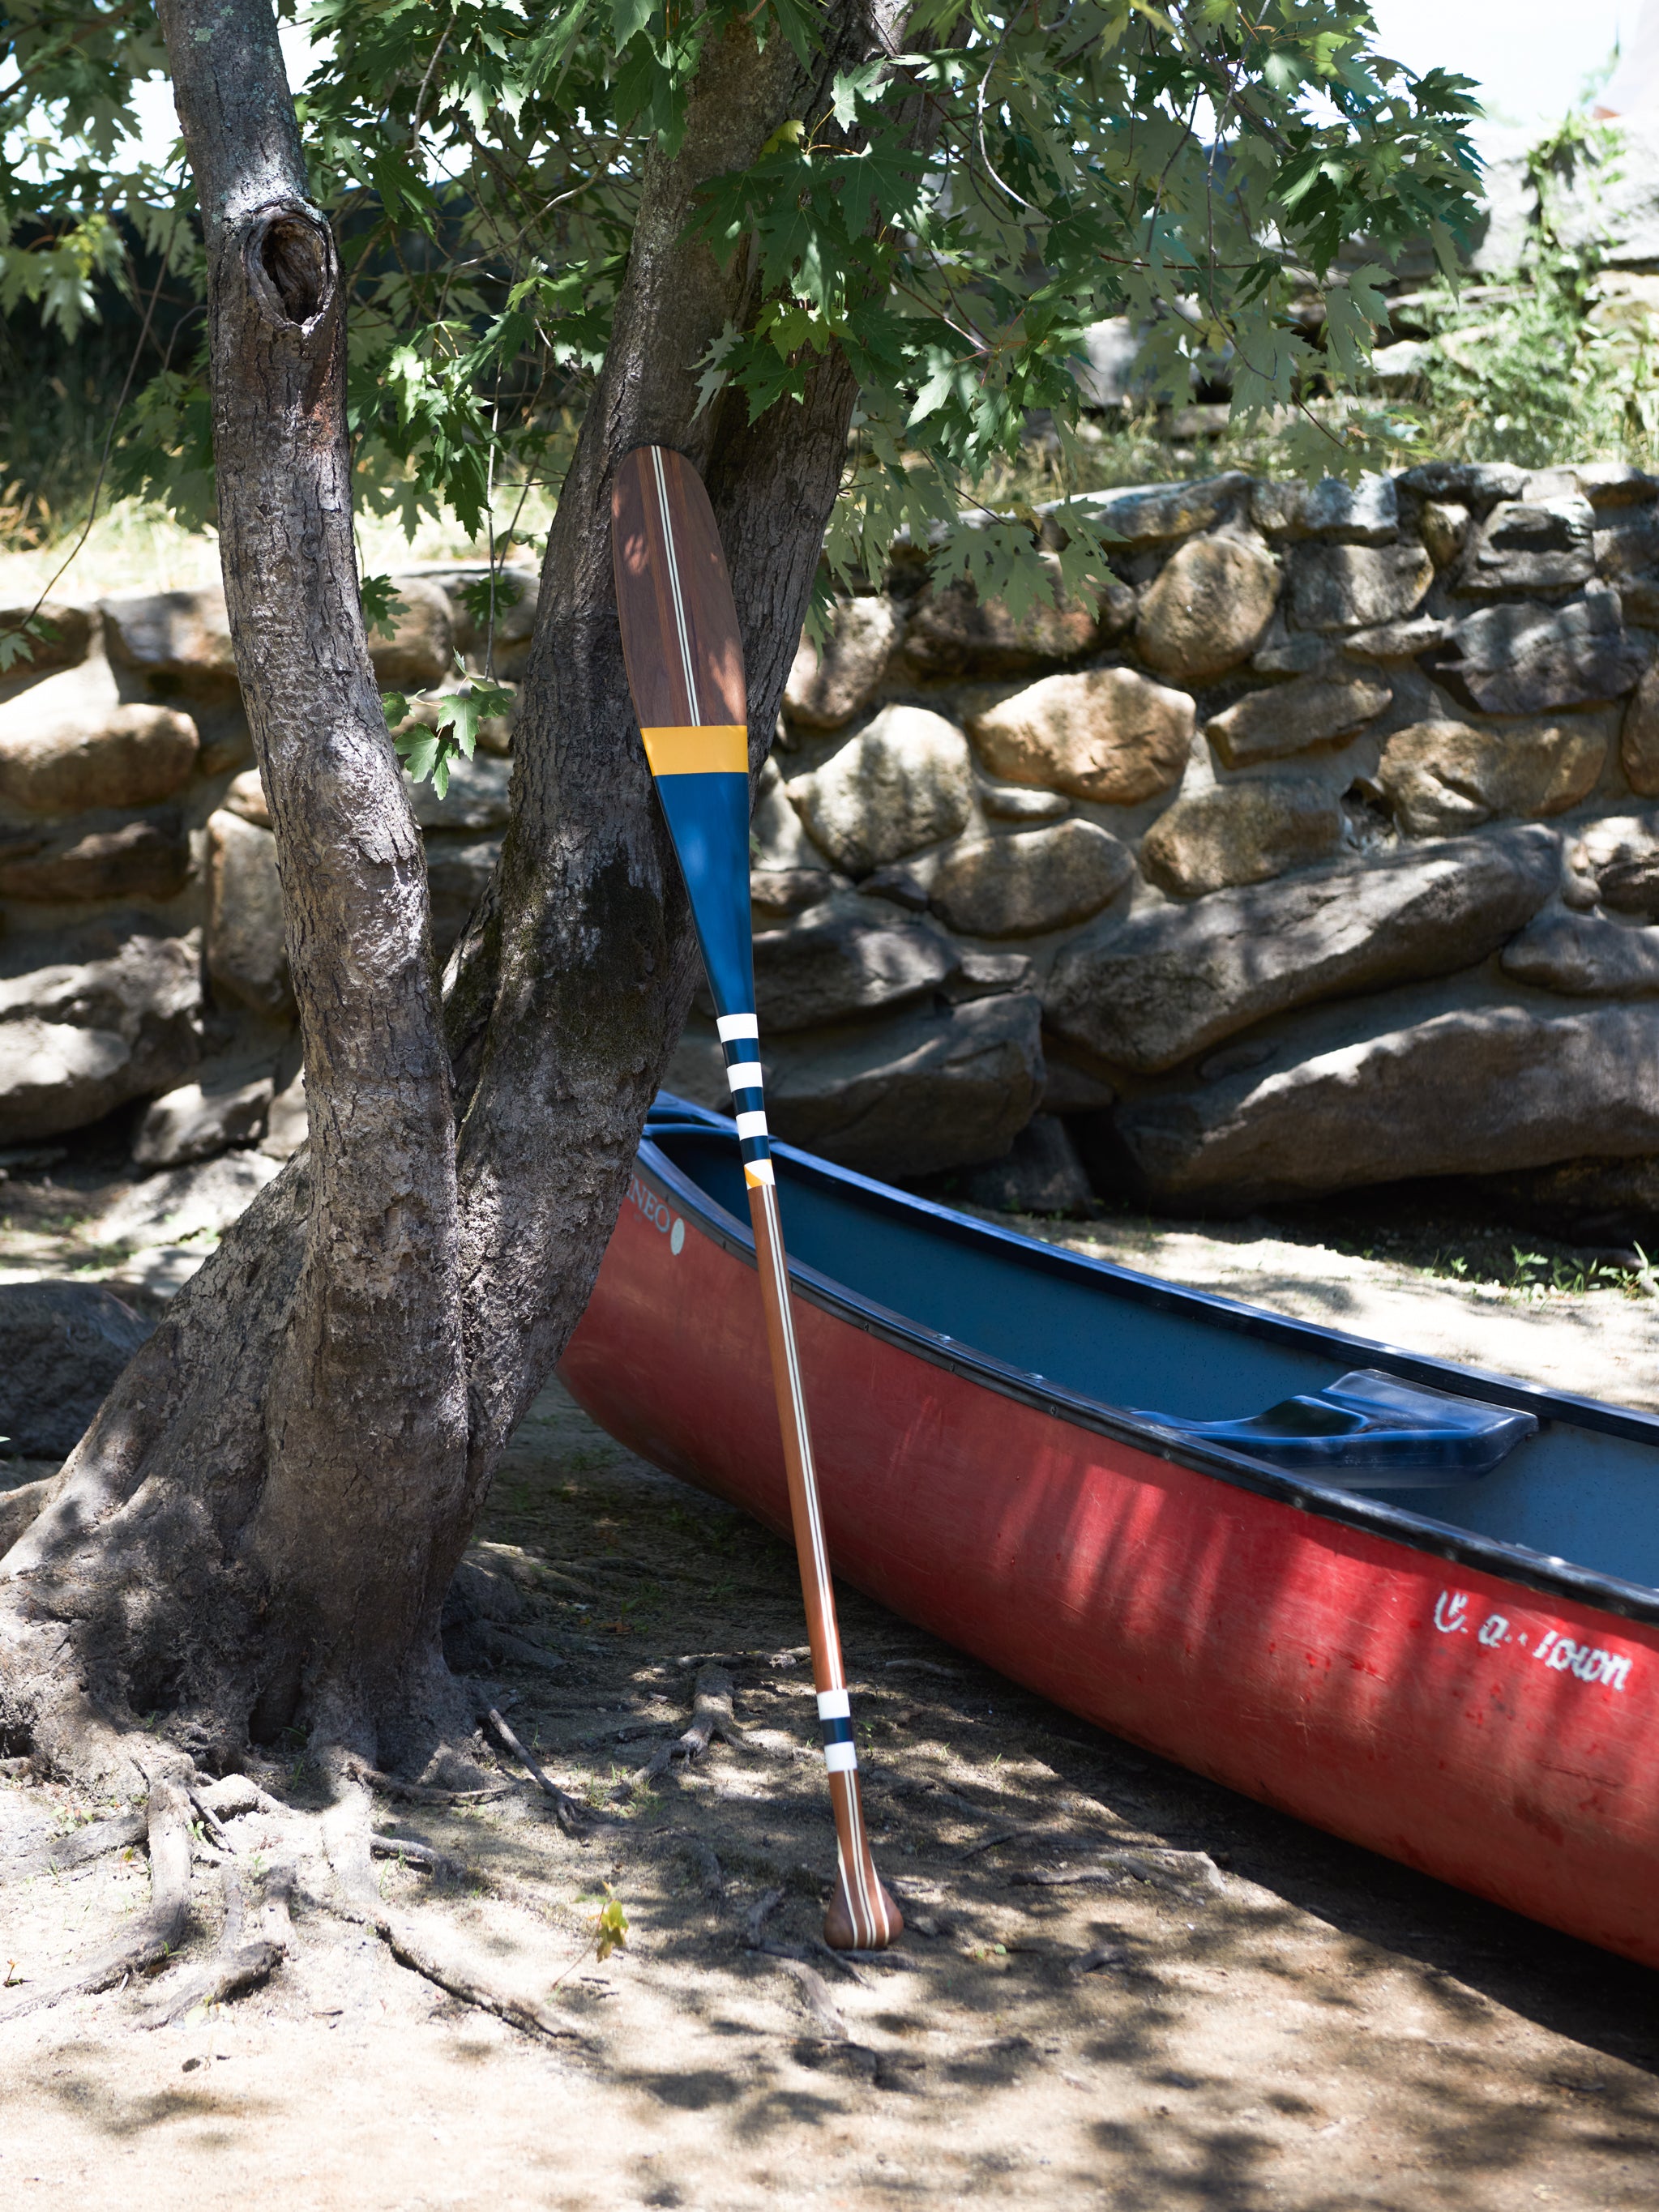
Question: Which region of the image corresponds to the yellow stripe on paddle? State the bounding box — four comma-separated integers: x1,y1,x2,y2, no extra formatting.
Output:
640,724,748,776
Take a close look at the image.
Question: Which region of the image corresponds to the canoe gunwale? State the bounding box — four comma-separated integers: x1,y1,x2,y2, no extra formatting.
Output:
640,1099,1659,1633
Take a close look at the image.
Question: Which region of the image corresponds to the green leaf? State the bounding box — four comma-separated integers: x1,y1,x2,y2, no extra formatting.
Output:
0,613,61,675
360,574,408,642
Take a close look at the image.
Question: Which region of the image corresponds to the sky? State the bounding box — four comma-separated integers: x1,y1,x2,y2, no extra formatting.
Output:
102,3,1659,171
1369,0,1635,135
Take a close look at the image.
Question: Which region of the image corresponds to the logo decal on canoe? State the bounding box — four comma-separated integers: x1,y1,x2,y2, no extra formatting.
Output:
629,1174,684,1255
1434,1588,1632,1691
1434,1591,1469,1635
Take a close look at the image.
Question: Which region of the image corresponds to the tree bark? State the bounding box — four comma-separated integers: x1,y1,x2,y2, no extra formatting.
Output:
2,0,466,1778
0,0,917,1788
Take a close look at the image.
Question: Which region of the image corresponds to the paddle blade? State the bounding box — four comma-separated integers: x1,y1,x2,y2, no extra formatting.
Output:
612,446,755,1023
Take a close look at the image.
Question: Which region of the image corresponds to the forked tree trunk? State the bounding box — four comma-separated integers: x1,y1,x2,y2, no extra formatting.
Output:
0,0,909,1790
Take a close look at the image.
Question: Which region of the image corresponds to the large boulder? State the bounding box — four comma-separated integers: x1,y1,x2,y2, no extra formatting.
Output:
0,923,202,1142
786,707,974,876
1109,991,1659,1211
1045,826,1559,1074
967,667,1194,804
1057,474,1251,547
955,1114,1095,1216
904,560,1110,675
133,1064,276,1168
260,1065,309,1159
0,1281,153,1459
1397,461,1528,505
93,1151,283,1250
1417,501,1469,569
980,782,1068,823
103,587,238,695
222,767,271,825
369,579,454,689
1597,856,1659,919
425,835,502,959
207,809,291,1017
1375,712,1612,836
746,907,956,1031
1593,503,1659,579
785,598,901,728
1621,660,1659,796
1251,474,1398,544
426,564,539,681
1133,535,1280,684
751,758,827,871
0,812,191,903
1426,595,1645,715
1454,496,1596,598
1501,907,1659,997
0,601,91,674
1205,674,1391,767
1470,1153,1659,1246
927,821,1135,937
1285,543,1434,631
1139,779,1345,897
406,749,512,831
0,702,199,817
767,991,1045,1177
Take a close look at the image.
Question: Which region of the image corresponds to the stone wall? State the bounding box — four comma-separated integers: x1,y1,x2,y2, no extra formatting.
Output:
0,562,528,1168
669,460,1659,1238
12,460,1659,1240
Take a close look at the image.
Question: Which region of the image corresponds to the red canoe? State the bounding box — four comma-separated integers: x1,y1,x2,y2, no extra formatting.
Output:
560,1097,1659,1965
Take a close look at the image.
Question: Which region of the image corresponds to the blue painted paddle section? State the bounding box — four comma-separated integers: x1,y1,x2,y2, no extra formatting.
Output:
654,769,755,1020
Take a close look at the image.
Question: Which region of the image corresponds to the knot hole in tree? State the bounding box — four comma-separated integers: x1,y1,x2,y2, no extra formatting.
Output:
245,207,336,331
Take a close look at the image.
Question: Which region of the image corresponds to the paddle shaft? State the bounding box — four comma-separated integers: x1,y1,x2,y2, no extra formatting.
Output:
747,1174,899,1951
610,442,898,1947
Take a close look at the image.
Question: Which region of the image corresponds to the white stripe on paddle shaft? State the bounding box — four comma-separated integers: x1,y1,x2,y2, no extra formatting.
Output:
758,1181,840,1684
725,1061,763,1091
837,1782,883,1947
756,1184,883,1946
649,446,702,726
718,1013,759,1042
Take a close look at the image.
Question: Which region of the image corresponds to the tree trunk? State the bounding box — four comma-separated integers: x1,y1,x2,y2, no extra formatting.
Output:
0,0,909,1791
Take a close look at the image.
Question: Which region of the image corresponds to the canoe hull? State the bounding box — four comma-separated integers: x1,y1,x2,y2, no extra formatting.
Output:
561,1153,1659,1966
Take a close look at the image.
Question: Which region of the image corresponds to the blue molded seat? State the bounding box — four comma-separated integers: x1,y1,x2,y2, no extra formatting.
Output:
1138,1369,1538,1489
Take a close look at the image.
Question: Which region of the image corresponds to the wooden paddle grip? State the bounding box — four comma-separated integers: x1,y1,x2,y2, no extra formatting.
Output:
747,1179,901,1951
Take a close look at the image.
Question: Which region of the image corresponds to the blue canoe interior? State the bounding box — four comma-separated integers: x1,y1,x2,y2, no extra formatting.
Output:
643,1097,1659,1612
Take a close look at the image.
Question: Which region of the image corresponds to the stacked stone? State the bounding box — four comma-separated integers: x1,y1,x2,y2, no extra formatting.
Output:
0,565,532,1165
15,459,1659,1241
665,461,1659,1236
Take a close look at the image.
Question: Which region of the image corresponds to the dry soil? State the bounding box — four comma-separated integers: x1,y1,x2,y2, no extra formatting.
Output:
2,1174,1658,2210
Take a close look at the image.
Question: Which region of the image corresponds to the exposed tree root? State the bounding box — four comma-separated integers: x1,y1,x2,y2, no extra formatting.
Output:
744,1885,785,1948
322,1783,588,2046
2,1805,147,1883
485,1705,593,1834
370,1832,468,1880
1006,1847,1223,1896
0,1774,192,2023
0,1475,54,1554
371,1829,555,1917
344,1757,512,1806
776,1955,849,2039
140,1857,293,2027
472,1625,566,1674
614,1663,741,1798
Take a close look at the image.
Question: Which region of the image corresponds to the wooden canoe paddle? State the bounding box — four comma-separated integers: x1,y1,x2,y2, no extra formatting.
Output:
611,444,902,1952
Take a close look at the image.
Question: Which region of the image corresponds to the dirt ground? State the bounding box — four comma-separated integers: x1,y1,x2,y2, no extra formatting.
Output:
4,1166,1659,2210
